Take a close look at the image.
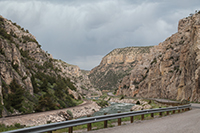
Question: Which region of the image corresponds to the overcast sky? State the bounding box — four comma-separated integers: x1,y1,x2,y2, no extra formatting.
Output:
0,0,200,70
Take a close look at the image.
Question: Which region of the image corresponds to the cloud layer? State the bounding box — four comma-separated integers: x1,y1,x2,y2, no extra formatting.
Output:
0,0,200,70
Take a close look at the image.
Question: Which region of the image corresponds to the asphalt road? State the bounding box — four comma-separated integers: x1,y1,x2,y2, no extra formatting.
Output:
88,103,200,133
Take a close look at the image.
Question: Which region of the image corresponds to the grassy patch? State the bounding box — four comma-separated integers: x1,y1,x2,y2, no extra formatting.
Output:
0,123,25,132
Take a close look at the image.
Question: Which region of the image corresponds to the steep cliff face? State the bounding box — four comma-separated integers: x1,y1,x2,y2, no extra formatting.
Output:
90,13,200,102
0,15,101,115
89,46,153,90
117,13,200,102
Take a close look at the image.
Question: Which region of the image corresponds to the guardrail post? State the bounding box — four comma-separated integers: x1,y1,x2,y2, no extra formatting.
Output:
68,127,73,133
130,116,134,123
47,131,52,133
118,111,121,126
151,113,154,118
159,111,162,116
159,107,162,117
141,114,144,120
166,111,169,115
173,110,175,114
68,118,73,133
104,113,108,128
130,109,134,123
178,109,180,113
87,115,92,131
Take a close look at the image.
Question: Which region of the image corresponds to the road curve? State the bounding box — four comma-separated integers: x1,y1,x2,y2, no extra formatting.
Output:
87,103,200,133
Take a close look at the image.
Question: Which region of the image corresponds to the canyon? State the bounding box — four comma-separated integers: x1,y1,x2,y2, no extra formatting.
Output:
89,12,200,102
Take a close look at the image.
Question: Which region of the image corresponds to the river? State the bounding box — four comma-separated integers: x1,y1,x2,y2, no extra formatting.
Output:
82,102,135,118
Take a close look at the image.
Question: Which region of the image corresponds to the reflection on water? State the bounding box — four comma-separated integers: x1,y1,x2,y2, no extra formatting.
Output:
92,102,135,116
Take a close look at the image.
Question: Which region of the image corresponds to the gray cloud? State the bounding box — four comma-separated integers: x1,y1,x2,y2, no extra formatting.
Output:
0,0,200,70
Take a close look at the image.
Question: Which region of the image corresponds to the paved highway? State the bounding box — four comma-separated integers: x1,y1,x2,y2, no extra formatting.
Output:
87,103,200,133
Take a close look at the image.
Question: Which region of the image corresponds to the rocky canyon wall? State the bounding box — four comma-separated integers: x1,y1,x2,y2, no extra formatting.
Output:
90,13,200,102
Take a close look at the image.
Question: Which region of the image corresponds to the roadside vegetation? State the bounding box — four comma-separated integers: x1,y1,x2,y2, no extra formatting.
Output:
0,123,25,132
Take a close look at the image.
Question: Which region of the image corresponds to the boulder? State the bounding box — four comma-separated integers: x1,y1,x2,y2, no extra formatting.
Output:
131,105,143,111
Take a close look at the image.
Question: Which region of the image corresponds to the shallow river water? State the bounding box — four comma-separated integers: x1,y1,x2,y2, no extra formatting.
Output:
92,102,135,116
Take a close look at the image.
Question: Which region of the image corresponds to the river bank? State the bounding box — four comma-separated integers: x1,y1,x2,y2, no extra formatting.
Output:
0,101,101,126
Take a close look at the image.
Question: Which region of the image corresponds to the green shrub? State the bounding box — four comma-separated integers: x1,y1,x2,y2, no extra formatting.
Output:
7,79,25,111
0,98,3,117
0,49,5,56
150,58,157,65
169,56,174,60
20,49,32,60
14,123,24,128
174,66,179,73
31,74,39,93
35,63,44,70
22,35,38,44
43,61,53,69
65,96,76,107
12,62,19,71
67,110,73,119
148,100,152,104
35,93,57,112
97,100,108,107
58,100,66,108
120,95,124,100
169,70,174,73
0,25,13,41
66,78,77,91
0,17,3,22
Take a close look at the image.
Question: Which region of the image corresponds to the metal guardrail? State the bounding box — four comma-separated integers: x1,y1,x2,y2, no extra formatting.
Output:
3,104,191,133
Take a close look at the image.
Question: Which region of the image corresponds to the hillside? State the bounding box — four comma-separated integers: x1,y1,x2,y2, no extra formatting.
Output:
0,15,101,116
89,46,153,91
89,12,200,102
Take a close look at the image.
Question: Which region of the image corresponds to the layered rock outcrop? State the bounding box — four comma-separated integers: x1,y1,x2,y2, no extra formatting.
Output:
90,13,200,102
89,46,153,90
117,13,200,102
